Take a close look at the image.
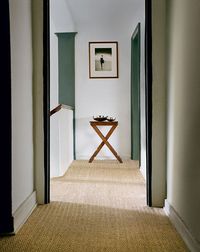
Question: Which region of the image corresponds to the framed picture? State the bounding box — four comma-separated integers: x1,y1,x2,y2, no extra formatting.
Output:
89,41,118,78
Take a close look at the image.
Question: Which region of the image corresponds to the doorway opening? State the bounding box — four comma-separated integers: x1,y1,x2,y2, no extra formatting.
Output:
47,0,151,205
0,0,152,235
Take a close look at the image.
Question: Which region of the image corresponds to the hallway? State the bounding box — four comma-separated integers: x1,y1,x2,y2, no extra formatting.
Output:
1,1,199,251
0,161,188,251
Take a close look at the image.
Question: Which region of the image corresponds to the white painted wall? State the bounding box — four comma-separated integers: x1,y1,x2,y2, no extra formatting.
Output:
166,0,200,246
9,0,34,213
50,0,75,178
74,2,145,164
50,113,60,177
75,30,131,160
50,109,74,177
139,18,146,179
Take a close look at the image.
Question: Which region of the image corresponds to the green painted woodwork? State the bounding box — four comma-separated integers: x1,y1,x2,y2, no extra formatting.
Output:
73,109,76,160
56,32,77,107
131,23,141,161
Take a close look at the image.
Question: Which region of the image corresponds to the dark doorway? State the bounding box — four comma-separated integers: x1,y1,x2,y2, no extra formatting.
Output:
43,0,50,204
0,0,14,234
145,0,152,206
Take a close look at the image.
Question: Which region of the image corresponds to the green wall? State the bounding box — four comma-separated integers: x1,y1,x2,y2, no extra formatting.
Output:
131,23,140,161
56,32,76,107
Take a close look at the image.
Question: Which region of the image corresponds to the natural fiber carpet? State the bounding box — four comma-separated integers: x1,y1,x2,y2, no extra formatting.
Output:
0,160,189,252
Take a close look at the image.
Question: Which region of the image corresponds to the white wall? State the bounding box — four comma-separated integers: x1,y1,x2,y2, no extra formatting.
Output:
50,113,60,177
50,108,74,177
50,0,75,178
139,19,146,178
75,3,145,163
166,0,200,248
75,31,131,160
9,0,34,213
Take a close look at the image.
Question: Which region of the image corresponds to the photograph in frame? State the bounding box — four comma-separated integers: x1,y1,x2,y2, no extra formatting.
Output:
89,41,118,78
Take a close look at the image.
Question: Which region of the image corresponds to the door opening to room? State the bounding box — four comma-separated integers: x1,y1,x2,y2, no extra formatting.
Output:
46,0,151,207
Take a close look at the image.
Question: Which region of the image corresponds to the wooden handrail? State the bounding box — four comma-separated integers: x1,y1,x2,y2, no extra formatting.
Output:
50,104,74,116
50,104,62,116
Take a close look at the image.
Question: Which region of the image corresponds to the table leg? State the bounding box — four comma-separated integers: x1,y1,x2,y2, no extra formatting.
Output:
89,124,123,163
89,125,115,163
103,141,123,163
89,141,105,163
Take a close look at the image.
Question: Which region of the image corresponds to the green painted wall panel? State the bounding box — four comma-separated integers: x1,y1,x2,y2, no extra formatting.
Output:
56,32,76,107
131,23,141,161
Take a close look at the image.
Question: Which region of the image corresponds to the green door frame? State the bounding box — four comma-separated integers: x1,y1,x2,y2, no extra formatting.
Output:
131,23,141,162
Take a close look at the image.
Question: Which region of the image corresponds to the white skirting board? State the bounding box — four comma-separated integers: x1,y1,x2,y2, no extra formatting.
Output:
164,200,200,252
13,191,37,233
75,155,130,161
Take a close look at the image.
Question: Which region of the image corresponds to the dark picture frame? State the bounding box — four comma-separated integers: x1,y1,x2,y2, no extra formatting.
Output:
89,41,118,78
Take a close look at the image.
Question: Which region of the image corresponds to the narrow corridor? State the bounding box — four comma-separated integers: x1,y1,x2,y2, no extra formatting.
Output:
0,161,188,251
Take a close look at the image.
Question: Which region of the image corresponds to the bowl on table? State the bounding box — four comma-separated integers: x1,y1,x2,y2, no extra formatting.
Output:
93,115,108,121
107,117,116,122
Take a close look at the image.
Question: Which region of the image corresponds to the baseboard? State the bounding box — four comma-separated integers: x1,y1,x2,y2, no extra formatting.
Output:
13,191,37,233
76,155,130,161
164,200,200,252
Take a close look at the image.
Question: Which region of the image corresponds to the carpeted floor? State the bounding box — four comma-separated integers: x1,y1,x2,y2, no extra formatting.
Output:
0,160,189,251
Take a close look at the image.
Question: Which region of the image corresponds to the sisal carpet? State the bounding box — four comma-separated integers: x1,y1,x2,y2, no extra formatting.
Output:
0,160,189,252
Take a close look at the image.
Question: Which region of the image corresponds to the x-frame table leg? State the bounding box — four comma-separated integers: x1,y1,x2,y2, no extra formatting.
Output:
89,123,123,163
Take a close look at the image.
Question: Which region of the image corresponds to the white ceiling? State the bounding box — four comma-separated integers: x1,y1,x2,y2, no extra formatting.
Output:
66,0,145,29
